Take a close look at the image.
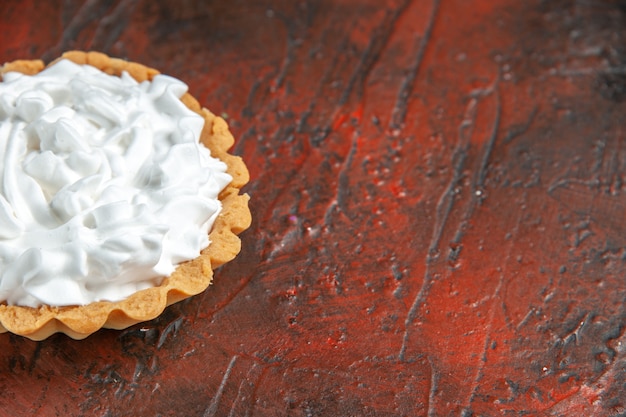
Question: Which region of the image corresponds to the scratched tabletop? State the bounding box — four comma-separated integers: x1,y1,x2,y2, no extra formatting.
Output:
2,0,626,415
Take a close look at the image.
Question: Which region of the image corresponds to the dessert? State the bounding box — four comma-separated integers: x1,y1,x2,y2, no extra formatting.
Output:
0,51,250,340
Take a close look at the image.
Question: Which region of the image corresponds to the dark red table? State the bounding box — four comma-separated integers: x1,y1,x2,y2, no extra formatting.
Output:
2,1,626,415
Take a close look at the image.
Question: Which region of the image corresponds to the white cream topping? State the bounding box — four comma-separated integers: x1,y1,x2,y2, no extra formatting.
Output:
0,59,232,307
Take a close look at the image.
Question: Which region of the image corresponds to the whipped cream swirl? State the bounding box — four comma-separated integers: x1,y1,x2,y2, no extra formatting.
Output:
0,59,231,307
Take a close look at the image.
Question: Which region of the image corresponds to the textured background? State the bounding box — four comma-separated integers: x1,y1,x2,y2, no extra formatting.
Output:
2,0,626,415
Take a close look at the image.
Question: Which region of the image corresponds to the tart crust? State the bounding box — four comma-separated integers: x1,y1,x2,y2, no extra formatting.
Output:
0,51,251,340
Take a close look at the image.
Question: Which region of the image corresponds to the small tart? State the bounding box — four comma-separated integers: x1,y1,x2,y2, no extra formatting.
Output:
0,51,251,340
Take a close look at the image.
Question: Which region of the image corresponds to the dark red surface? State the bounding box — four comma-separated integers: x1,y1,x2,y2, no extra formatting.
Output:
2,0,626,415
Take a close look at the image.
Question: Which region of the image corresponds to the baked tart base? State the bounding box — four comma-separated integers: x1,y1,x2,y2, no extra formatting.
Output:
0,51,251,340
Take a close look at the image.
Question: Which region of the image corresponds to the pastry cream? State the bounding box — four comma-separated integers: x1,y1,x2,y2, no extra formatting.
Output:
0,59,231,307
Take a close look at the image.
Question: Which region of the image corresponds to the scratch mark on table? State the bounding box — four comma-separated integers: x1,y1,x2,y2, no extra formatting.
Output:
296,21,349,136
516,306,537,330
503,105,538,144
390,0,441,130
56,0,115,55
194,270,258,320
241,72,275,119
27,342,43,374
156,316,184,349
228,360,265,417
203,354,238,417
399,96,476,361
338,0,412,107
268,1,326,94
313,0,412,145
324,133,359,222
462,191,526,414
448,75,500,256
554,66,626,77
426,356,438,417
475,87,501,190
90,0,137,51
560,311,590,347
